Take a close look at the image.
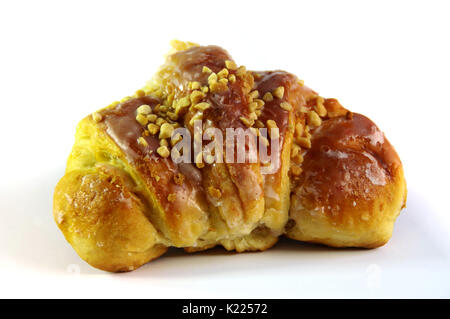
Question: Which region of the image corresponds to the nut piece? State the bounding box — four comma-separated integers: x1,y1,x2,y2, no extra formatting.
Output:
194,102,211,111
159,123,174,139
217,68,229,79
202,66,212,74
240,116,254,127
263,92,273,102
190,90,205,104
228,74,236,83
266,120,280,139
294,122,304,137
195,152,204,168
315,96,327,117
210,81,228,93
159,138,169,147
249,102,258,112
290,165,303,176
255,120,265,128
157,145,170,158
307,110,322,127
249,90,259,99
208,73,218,84
136,113,148,126
296,136,311,149
147,114,158,123
225,60,238,70
171,133,182,146
280,102,292,111
190,81,201,90
137,104,151,115
147,123,160,135
273,86,285,99
137,137,148,147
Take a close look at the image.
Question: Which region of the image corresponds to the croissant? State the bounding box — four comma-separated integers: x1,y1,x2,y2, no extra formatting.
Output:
53,41,407,272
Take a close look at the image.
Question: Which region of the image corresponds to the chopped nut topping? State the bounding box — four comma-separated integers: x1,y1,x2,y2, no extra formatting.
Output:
254,99,265,108
195,152,204,168
280,102,292,111
167,111,178,121
157,145,170,158
225,60,238,70
290,165,303,176
174,173,185,185
190,90,205,104
92,112,103,123
266,120,279,139
156,117,166,126
147,114,158,123
171,133,182,146
296,136,311,149
263,92,274,102
208,73,218,84
255,120,265,128
137,137,148,147
137,104,151,115
217,68,229,79
228,74,236,83
273,86,285,99
236,65,246,78
315,96,327,117
249,112,258,121
136,113,149,126
177,97,191,108
190,81,201,90
307,110,322,127
159,138,169,147
208,186,222,199
159,123,174,139
249,90,259,99
189,112,203,126
210,81,228,93
249,102,258,112
194,102,211,111
135,89,145,97
294,122,303,137
240,116,254,127
298,79,305,86
291,144,301,158
202,66,212,74
171,147,181,160
201,86,209,93
167,193,177,203
147,123,160,135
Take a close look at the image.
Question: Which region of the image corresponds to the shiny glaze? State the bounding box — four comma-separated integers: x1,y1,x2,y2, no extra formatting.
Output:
296,113,402,221
167,46,264,218
99,97,209,244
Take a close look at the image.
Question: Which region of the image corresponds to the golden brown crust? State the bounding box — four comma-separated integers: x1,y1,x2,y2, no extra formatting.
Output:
53,42,407,272
286,113,407,248
53,168,167,272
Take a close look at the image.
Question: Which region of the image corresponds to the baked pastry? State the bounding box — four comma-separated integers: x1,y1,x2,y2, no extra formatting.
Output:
53,41,407,272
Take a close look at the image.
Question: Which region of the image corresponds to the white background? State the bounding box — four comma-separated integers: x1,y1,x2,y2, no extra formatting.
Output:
0,0,449,298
